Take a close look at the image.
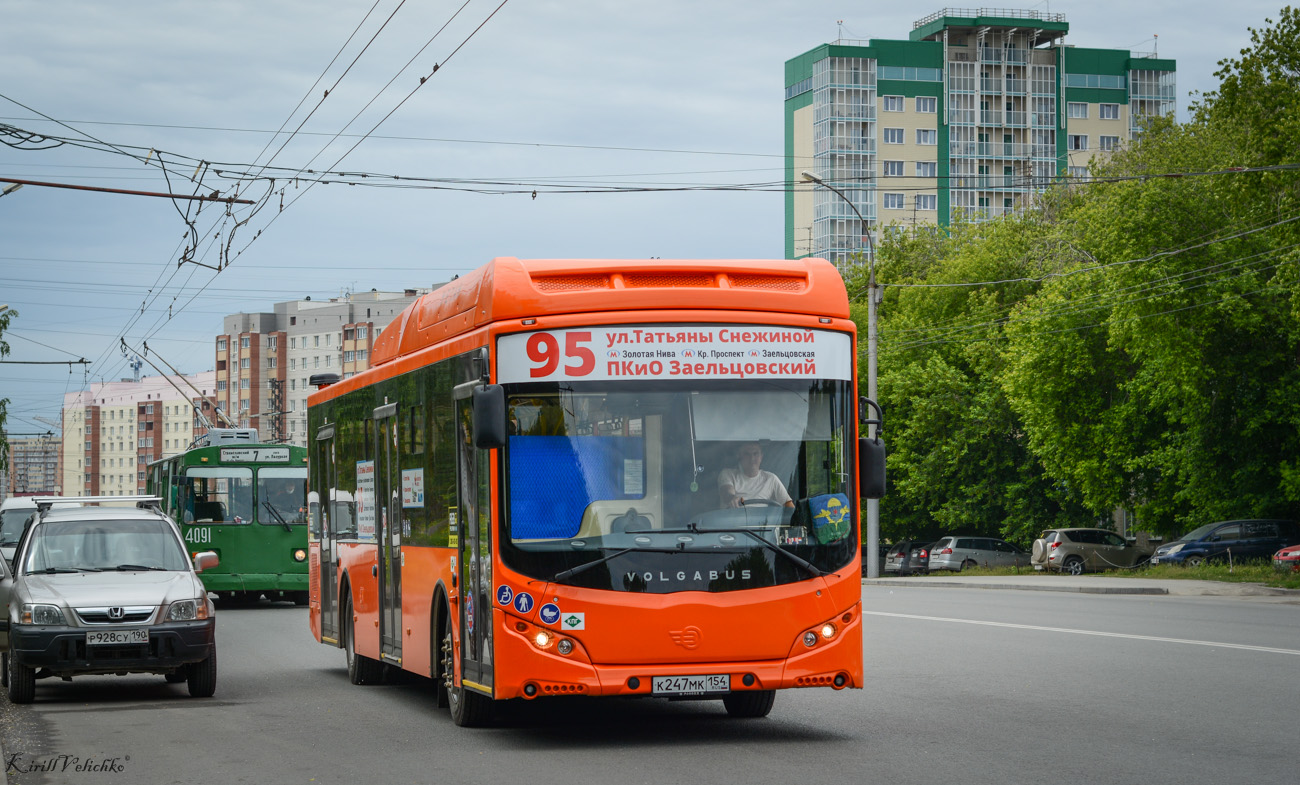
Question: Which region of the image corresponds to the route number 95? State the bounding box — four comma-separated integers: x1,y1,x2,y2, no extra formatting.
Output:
526,331,594,377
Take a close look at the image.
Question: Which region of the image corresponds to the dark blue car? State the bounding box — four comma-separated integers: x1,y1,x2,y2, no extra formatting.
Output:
1150,519,1299,566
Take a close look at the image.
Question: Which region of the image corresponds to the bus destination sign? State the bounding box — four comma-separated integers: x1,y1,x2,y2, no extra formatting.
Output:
497,324,852,384
219,447,291,463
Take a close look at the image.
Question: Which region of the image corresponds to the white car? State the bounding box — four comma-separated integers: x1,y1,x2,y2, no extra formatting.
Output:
2,496,219,703
0,496,82,565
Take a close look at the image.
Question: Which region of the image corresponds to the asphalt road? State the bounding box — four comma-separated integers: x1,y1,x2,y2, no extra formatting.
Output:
2,586,1297,785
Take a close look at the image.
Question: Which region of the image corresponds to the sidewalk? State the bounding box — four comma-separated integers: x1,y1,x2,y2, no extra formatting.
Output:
862,573,1300,597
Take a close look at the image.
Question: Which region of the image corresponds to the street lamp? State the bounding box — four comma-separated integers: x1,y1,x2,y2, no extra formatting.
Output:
0,183,23,198
801,170,882,579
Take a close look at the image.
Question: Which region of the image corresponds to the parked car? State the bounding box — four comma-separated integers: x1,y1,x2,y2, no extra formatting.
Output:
0,496,82,565
929,536,1030,571
1150,520,1300,567
884,541,931,575
1273,543,1300,573
1030,528,1155,575
2,495,220,703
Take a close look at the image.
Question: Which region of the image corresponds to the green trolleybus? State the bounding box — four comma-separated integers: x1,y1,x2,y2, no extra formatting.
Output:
147,428,310,604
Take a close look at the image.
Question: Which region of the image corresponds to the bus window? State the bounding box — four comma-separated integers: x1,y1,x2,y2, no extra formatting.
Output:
184,467,254,524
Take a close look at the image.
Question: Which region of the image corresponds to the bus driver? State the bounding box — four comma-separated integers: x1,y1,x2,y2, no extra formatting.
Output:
718,441,794,508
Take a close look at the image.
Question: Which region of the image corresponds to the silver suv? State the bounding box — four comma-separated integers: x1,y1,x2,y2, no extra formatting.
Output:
1031,528,1154,575
1,496,219,703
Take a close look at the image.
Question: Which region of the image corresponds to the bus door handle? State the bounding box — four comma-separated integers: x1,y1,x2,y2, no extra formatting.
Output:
372,564,378,577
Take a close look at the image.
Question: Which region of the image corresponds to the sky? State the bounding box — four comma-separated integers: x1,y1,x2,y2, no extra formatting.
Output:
0,0,1286,439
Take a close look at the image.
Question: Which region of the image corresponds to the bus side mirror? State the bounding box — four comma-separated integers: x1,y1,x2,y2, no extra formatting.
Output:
859,437,886,499
472,384,507,449
858,396,886,499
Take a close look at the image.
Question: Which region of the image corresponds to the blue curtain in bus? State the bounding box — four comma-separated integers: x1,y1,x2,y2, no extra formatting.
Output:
508,435,645,539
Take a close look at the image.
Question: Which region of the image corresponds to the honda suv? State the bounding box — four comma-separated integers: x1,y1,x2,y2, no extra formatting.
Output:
3,496,219,703
1031,528,1154,575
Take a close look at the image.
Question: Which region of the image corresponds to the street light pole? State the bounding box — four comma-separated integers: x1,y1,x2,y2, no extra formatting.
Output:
801,170,881,578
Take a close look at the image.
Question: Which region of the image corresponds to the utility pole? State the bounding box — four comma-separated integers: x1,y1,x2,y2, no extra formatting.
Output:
801,170,881,578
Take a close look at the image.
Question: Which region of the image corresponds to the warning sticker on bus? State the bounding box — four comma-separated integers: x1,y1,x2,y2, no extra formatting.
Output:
497,325,851,383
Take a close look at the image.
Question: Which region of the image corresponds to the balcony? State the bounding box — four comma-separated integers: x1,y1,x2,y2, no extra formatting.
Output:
980,110,1003,125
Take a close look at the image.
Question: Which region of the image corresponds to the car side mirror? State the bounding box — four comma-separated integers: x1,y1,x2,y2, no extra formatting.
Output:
193,551,219,573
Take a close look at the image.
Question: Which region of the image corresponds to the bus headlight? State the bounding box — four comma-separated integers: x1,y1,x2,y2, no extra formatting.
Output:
803,631,818,647
293,549,307,562
556,638,574,655
821,623,838,640
533,630,553,649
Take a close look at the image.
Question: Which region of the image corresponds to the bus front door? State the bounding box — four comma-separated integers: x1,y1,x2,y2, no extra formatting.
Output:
374,403,403,665
454,392,493,695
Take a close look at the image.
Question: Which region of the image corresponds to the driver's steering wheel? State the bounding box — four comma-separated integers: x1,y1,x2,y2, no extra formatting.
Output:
739,498,783,507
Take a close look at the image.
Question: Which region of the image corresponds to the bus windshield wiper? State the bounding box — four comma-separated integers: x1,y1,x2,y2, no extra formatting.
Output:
262,501,292,532
632,525,823,577
549,546,677,584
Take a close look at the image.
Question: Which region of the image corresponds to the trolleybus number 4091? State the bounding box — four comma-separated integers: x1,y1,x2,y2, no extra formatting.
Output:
652,674,730,695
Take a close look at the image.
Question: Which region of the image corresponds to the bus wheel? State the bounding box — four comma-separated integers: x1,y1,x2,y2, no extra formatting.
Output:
442,629,491,727
723,690,776,718
344,592,383,685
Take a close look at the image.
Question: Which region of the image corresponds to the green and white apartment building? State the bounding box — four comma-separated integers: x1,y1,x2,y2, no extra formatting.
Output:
785,8,1176,265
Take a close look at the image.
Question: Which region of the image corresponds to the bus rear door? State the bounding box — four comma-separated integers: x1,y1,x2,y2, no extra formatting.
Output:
373,403,403,665
315,424,340,645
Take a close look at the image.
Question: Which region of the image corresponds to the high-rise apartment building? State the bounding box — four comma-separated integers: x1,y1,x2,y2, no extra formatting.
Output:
217,288,432,447
785,8,1176,266
60,373,218,497
4,434,61,497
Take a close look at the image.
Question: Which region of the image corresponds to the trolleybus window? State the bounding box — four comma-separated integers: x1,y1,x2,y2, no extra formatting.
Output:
258,468,309,525
182,467,254,525
501,379,855,593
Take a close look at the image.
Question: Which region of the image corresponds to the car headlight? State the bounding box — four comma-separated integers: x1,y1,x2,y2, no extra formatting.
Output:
1165,543,1184,554
166,599,209,621
20,603,66,625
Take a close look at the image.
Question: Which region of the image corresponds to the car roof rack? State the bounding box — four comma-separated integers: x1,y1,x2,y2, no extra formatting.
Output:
34,495,163,513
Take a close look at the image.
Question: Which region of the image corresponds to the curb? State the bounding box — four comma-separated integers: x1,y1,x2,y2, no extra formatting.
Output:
862,579,1168,595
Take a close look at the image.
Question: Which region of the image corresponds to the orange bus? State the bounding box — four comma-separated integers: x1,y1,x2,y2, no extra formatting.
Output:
305,257,885,725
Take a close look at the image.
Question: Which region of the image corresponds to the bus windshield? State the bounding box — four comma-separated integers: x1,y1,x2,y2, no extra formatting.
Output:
500,379,856,593
258,468,309,525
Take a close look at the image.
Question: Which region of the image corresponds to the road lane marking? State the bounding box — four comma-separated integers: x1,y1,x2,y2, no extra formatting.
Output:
862,611,1300,656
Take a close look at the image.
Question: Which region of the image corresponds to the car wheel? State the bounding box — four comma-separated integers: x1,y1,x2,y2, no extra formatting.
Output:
8,652,36,704
1185,555,1205,568
344,592,383,685
723,689,776,718
187,649,217,698
1,652,8,688
1063,556,1085,576
443,628,491,727
960,560,977,572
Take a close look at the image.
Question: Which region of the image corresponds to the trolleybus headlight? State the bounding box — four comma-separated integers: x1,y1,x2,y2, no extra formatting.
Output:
293,549,307,562
21,603,66,626
533,630,553,649
556,638,574,656
803,631,818,647
821,622,838,640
